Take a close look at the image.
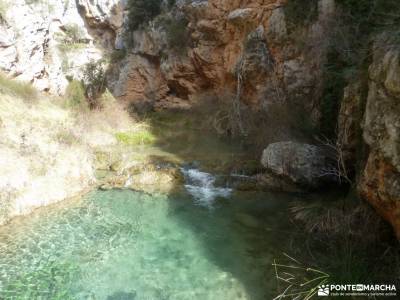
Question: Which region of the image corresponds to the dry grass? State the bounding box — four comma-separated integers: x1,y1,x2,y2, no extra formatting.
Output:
0,0,8,19
282,191,400,291
272,193,400,299
0,73,38,103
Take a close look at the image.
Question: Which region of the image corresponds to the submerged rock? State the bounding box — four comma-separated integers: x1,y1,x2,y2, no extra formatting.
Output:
261,142,333,188
107,291,137,300
100,161,184,194
235,213,261,229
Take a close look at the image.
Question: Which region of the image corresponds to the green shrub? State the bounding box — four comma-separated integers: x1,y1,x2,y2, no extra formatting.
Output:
58,42,87,54
82,61,106,108
336,0,400,35
65,79,86,108
63,23,84,43
127,0,162,32
167,0,175,9
115,130,156,145
109,49,127,63
56,23,87,54
0,72,38,102
283,0,319,33
164,16,190,54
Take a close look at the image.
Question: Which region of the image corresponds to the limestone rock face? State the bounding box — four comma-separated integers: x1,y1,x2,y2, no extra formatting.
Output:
261,142,332,188
358,39,400,238
112,0,334,112
0,0,122,94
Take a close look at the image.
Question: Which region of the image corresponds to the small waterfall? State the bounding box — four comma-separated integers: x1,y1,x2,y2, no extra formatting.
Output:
181,167,232,209
124,176,133,187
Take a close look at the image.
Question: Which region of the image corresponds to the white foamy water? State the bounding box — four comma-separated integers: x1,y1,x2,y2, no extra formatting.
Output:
181,168,232,208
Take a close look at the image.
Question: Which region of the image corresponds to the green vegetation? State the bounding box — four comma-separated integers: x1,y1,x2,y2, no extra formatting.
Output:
109,49,127,63
56,24,87,54
275,192,398,298
283,0,319,33
115,130,156,145
58,42,87,54
162,16,190,54
0,72,38,102
64,79,86,108
127,0,162,31
82,61,106,109
63,24,84,43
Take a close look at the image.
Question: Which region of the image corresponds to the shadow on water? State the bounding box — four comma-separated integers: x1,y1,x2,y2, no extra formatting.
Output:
139,110,301,299
0,109,398,299
139,110,400,299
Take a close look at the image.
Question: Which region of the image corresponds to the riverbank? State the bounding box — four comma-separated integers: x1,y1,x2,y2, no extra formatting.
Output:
0,82,151,225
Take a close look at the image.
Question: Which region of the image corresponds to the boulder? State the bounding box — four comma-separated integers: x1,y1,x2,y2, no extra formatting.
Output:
227,8,254,26
261,142,332,188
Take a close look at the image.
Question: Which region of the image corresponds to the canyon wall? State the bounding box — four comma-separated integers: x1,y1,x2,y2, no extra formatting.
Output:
111,0,335,116
338,36,400,238
0,0,123,93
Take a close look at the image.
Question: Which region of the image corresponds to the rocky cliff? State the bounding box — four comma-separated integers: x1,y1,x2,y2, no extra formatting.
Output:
0,0,123,94
111,0,335,116
337,35,400,238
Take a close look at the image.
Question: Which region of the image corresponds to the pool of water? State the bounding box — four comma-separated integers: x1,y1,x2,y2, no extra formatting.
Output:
0,167,295,300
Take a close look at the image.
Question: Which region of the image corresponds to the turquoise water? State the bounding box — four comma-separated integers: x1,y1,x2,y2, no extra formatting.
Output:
0,183,294,299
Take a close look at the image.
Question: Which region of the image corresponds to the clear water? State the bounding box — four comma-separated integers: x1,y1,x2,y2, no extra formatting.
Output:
0,113,297,300
0,168,294,300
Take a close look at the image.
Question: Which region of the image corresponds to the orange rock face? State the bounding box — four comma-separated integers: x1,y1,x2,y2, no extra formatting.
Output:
356,40,400,238
359,154,400,239
112,0,327,111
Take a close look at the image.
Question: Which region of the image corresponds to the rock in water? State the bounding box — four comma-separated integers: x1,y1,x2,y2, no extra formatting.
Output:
261,141,332,188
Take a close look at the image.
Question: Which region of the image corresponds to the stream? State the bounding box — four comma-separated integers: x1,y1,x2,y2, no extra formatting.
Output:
0,115,301,300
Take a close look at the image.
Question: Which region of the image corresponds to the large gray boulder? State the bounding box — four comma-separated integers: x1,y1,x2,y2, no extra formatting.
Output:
261,141,331,188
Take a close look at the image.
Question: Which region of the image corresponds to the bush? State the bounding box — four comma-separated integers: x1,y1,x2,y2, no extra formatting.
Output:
0,72,38,102
283,0,319,33
109,49,127,63
56,23,87,54
336,0,400,34
64,79,86,108
82,61,106,109
127,0,162,31
63,24,84,43
163,16,190,54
